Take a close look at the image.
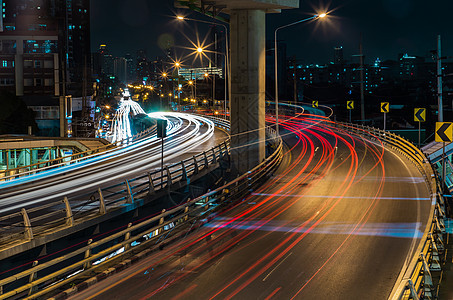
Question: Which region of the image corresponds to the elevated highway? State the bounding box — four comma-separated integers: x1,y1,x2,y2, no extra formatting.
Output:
67,114,434,300
0,113,229,260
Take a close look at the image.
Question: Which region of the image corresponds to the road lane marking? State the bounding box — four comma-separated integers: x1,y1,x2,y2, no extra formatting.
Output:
263,252,293,282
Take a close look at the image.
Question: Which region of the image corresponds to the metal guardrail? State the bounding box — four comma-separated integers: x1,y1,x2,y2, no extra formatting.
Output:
336,122,446,300
0,125,283,300
0,125,157,181
0,118,227,249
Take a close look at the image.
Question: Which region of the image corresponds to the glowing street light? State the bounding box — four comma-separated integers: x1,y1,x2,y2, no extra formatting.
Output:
174,61,182,111
274,13,328,133
177,14,230,118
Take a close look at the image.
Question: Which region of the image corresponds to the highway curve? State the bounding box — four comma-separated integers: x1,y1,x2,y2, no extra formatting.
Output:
0,113,227,216
69,115,431,300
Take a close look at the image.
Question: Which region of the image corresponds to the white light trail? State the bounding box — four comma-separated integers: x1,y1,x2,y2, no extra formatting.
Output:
108,89,146,143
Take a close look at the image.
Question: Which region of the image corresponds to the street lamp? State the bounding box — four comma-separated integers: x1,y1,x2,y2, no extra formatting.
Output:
274,13,327,133
174,61,182,111
177,15,230,119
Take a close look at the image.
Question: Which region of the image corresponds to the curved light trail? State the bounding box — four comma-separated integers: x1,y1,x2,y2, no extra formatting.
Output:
108,89,146,143
0,113,219,215
72,113,432,300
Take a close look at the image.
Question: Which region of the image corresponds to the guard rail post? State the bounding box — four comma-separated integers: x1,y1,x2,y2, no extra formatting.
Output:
84,239,93,269
147,172,155,195
158,210,165,234
204,193,210,211
181,161,187,181
203,152,209,168
28,260,38,296
21,208,34,240
124,223,132,251
193,156,199,174
98,188,106,215
420,253,433,294
183,199,190,221
407,279,420,300
63,197,74,227
125,179,134,204
212,148,217,163
166,166,172,187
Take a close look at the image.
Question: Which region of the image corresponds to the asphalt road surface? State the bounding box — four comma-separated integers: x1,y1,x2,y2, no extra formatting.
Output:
69,115,431,300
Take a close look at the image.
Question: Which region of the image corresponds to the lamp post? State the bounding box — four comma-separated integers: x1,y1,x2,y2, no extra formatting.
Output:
274,13,327,133
174,62,181,111
161,72,168,111
177,15,230,118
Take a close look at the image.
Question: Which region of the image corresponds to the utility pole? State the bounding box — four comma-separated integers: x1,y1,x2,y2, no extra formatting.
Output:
360,33,365,122
293,56,297,104
437,35,443,122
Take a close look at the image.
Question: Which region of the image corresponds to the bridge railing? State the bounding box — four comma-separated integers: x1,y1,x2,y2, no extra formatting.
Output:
0,125,157,182
0,126,283,300
336,122,446,300
0,120,227,249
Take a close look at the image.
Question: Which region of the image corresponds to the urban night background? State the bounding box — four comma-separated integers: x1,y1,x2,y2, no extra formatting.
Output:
1,1,453,299
0,0,452,140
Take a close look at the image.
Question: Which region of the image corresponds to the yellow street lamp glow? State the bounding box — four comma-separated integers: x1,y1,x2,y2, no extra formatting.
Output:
105,105,110,109
204,73,209,77
175,62,180,67
318,13,327,18
162,72,167,77
177,16,184,20
105,115,110,119
197,47,203,53
188,80,193,85
168,93,172,97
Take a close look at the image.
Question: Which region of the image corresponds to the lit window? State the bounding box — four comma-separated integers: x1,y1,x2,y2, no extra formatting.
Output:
2,61,7,67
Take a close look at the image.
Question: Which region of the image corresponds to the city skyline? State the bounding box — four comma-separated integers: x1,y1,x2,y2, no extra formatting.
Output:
91,0,453,64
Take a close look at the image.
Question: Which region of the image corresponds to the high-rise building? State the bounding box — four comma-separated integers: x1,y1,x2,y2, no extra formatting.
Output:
0,0,92,136
0,0,91,97
114,56,127,83
334,46,344,65
125,53,135,83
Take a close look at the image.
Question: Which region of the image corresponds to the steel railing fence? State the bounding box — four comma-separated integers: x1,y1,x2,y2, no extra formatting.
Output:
0,118,228,249
1,110,442,300
0,125,157,181
0,122,283,300
335,122,446,300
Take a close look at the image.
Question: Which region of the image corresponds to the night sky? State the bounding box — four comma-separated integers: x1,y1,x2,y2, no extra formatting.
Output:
90,0,453,64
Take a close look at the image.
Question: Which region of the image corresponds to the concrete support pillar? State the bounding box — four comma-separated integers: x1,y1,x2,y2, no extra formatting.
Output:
230,9,266,173
15,38,24,96
59,96,66,137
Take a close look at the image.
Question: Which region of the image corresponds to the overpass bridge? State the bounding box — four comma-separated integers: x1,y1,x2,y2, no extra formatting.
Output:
0,105,449,300
0,0,451,297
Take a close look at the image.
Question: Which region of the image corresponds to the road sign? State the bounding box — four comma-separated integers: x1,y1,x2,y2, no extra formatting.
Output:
414,108,426,122
435,122,453,142
312,100,318,108
347,101,354,110
381,102,389,113
157,119,167,138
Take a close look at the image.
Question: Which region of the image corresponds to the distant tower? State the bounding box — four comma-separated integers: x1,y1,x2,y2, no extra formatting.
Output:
334,46,344,65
